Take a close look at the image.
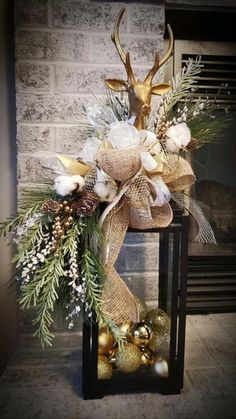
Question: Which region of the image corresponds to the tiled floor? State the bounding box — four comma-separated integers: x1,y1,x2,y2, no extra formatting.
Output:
0,314,236,419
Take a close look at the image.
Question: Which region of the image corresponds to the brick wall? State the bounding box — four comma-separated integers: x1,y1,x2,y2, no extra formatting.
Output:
15,0,165,330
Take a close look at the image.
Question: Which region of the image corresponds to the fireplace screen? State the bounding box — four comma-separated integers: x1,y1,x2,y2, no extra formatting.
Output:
172,41,236,257
189,109,236,256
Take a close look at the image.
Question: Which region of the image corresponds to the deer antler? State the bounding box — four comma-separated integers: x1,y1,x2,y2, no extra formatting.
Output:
111,8,126,64
111,8,136,84
144,24,174,84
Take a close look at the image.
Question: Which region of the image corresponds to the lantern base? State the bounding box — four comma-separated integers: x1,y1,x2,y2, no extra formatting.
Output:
82,214,188,400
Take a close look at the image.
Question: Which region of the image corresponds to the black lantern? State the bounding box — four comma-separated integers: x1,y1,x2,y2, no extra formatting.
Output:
82,213,189,399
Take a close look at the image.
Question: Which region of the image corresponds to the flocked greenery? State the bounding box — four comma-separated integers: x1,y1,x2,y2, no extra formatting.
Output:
0,189,125,348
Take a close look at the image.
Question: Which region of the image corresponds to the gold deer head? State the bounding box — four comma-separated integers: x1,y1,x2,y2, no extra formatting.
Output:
105,8,174,130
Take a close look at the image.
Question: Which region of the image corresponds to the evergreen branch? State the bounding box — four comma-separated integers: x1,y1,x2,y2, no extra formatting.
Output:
20,220,84,348
0,188,55,238
163,58,203,119
80,249,125,349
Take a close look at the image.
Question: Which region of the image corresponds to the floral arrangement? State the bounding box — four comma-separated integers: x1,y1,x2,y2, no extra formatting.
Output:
0,9,229,348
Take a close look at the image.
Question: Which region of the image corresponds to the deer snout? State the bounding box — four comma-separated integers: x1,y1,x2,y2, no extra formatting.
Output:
140,104,151,116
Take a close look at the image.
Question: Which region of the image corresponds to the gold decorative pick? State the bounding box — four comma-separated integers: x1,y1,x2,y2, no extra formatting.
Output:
56,154,90,176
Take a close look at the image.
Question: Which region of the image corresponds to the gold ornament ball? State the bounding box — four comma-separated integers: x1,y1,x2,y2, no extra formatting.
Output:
140,347,153,366
108,348,117,366
98,326,114,355
136,298,148,321
145,308,170,332
152,355,169,377
148,329,170,354
130,322,152,347
117,321,133,340
116,343,141,373
97,355,113,380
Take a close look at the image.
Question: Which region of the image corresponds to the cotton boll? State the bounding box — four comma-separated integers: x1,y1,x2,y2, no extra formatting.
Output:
178,123,191,147
150,176,171,207
165,136,182,153
108,121,140,149
54,175,83,196
71,175,85,192
165,123,191,152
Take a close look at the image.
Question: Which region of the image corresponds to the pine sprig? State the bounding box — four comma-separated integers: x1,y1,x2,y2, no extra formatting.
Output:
80,249,125,349
0,188,55,238
163,58,203,119
20,221,84,347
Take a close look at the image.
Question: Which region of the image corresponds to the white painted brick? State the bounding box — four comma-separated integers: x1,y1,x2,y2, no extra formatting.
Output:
15,30,89,62
54,126,87,153
18,151,58,183
125,232,160,244
131,5,165,34
116,243,159,272
54,64,125,93
15,63,50,92
53,0,127,31
122,272,159,302
17,125,54,152
16,94,85,123
93,35,163,66
15,0,48,27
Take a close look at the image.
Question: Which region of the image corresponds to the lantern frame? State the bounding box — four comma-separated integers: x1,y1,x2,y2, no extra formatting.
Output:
82,213,189,399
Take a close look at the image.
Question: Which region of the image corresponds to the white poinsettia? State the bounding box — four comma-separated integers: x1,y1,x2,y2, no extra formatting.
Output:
108,121,140,149
54,175,85,196
107,122,161,153
165,123,191,153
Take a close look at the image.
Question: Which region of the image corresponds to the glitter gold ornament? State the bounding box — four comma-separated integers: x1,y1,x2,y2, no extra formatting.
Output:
130,322,152,347
117,321,132,340
136,298,148,321
116,343,141,373
145,308,170,332
97,355,113,380
140,347,153,366
98,326,114,355
151,355,169,377
148,329,170,354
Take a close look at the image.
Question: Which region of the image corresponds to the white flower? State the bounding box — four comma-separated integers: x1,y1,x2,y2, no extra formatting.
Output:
108,121,140,149
54,175,85,196
165,123,191,153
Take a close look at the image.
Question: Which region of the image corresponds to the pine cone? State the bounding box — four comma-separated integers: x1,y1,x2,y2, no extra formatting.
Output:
186,138,200,150
42,199,61,214
75,192,98,217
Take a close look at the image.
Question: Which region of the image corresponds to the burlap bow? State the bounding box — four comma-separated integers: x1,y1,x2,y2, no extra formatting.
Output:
95,148,196,324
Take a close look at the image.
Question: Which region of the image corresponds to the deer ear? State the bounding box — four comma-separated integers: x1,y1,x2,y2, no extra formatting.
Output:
105,79,127,92
151,83,171,96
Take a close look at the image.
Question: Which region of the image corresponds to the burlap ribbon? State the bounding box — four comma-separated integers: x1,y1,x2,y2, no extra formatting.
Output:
95,149,196,324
